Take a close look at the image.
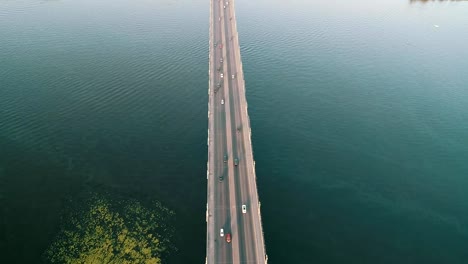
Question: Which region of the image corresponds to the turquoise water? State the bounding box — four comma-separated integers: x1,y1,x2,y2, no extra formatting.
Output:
1,0,468,263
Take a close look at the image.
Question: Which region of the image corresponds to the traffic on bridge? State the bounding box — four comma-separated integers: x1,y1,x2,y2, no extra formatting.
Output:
206,0,267,263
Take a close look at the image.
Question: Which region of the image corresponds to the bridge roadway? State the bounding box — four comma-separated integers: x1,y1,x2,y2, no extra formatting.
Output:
206,0,267,263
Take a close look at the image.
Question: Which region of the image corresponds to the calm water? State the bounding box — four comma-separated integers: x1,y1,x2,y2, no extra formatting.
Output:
1,0,468,263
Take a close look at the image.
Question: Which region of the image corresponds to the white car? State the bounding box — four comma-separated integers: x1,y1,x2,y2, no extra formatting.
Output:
221,99,224,105
232,74,235,79
242,205,246,214
223,5,225,9
220,73,223,78
220,228,224,237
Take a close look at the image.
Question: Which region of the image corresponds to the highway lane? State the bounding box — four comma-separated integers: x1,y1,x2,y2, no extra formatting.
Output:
221,2,239,260
213,1,232,263
228,0,267,262
213,0,241,263
222,6,246,264
219,1,242,262
223,2,258,262
209,0,231,262
222,4,244,263
221,1,256,263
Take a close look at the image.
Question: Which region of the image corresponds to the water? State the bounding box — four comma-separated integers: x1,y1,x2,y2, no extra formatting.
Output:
1,0,468,263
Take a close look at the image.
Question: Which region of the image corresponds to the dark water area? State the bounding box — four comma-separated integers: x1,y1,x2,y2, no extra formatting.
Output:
0,0,208,262
1,0,468,263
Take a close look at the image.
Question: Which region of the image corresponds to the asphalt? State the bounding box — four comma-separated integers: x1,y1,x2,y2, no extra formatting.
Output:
206,0,267,263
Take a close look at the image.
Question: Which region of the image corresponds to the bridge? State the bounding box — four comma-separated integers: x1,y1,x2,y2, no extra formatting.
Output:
206,0,267,263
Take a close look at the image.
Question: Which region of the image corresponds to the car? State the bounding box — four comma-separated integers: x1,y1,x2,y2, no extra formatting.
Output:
220,228,224,237
219,17,221,21
242,205,246,213
234,158,239,166
221,99,224,105
216,82,221,88
220,58,223,63
226,233,231,243
219,175,223,181
220,73,223,78
231,74,235,79
223,154,228,163
226,1,229,5
223,5,225,9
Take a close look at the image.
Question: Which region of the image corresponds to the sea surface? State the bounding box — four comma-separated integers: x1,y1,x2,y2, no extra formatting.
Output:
1,0,468,263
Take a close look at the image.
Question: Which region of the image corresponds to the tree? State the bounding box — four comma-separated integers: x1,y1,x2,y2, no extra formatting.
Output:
45,194,175,264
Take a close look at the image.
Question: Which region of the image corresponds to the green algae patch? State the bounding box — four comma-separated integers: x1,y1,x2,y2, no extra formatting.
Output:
44,193,175,264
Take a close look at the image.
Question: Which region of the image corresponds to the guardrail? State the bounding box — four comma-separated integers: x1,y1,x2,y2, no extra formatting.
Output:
206,0,216,263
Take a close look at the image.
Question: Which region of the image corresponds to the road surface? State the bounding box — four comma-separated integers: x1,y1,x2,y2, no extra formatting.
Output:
206,0,267,263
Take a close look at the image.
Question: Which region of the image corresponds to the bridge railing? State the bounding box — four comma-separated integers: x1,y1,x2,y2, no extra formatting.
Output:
205,0,216,263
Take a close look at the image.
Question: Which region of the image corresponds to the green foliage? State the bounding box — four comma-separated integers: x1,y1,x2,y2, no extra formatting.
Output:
44,194,175,264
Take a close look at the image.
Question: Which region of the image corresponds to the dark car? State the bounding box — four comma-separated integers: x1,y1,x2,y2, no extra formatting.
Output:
219,175,223,181
234,158,239,166
224,154,228,163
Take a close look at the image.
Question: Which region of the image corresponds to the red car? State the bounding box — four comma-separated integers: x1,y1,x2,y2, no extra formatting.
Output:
226,233,231,243
219,44,223,49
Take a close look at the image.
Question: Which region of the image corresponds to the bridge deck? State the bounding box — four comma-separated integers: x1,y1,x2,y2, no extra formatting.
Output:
206,0,267,263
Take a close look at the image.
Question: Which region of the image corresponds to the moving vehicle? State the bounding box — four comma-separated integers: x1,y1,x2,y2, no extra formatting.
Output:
220,73,223,78
224,154,228,163
242,205,247,214
219,175,223,181
220,229,224,237
223,5,225,9
221,99,224,105
232,74,235,79
226,233,231,243
220,58,223,63
234,158,239,166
